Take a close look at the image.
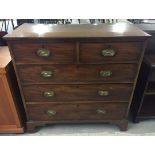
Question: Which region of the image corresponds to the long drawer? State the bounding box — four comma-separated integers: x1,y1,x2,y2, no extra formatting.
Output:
17,64,137,83
80,42,142,63
11,43,76,64
27,102,128,121
22,84,133,102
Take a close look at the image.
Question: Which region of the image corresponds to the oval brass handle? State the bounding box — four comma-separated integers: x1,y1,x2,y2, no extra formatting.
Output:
96,109,106,115
47,110,56,116
37,49,50,57
100,70,112,77
43,91,55,97
101,49,115,57
98,90,109,96
41,71,53,78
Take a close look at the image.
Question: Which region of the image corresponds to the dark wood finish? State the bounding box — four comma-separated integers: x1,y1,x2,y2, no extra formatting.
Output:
22,84,132,102
17,64,137,83
4,23,149,132
26,119,128,132
131,55,155,122
146,82,155,93
135,24,155,54
149,71,155,81
4,23,150,39
11,43,76,64
0,47,24,133
80,42,142,63
27,102,128,121
139,95,155,116
144,54,155,66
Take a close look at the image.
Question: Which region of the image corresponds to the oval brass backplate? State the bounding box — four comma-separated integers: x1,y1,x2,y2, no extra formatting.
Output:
41,71,53,78
101,49,115,57
98,90,109,96
47,110,56,116
96,109,106,115
37,49,50,57
100,70,112,77
43,91,55,97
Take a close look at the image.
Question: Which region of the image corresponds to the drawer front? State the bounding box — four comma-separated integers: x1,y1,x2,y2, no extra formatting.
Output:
27,102,128,121
22,84,132,102
80,42,142,63
11,43,76,64
17,64,137,83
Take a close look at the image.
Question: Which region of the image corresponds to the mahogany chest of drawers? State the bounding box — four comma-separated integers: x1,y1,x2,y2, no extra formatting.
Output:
4,23,149,132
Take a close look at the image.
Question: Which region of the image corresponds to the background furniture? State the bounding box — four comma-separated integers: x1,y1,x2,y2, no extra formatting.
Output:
132,55,155,122
16,19,119,26
0,46,24,133
131,23,155,122
5,23,149,132
135,23,155,54
0,19,15,46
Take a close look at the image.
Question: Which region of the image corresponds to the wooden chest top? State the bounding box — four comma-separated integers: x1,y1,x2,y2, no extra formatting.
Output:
4,23,150,39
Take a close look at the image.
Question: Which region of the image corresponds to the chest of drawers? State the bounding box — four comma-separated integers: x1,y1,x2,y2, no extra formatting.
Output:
4,23,150,132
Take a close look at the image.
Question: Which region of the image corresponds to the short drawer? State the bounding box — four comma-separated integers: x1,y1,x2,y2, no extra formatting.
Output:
22,84,132,102
17,64,137,83
80,42,142,63
27,102,128,121
11,43,76,64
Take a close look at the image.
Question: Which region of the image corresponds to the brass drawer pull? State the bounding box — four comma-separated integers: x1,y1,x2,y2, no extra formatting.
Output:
98,90,109,96
100,70,112,77
101,49,115,57
47,110,56,116
43,91,55,97
96,109,106,115
37,49,50,57
41,71,53,78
